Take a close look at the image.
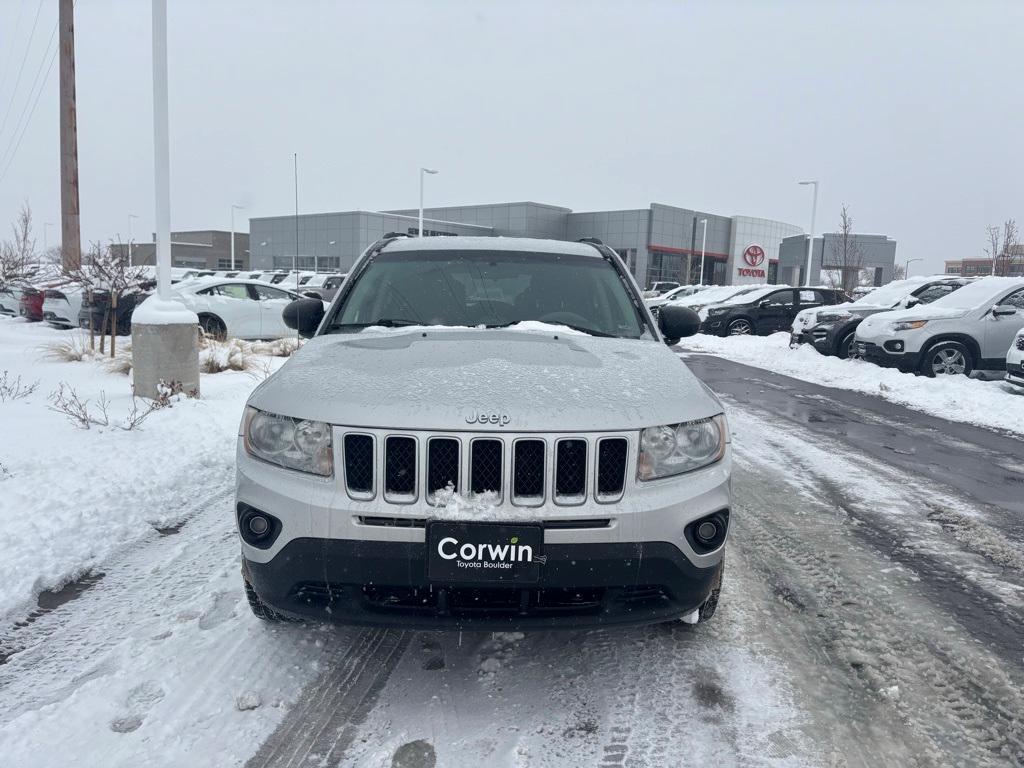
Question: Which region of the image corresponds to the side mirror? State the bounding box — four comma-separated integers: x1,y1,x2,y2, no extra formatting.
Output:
283,297,325,337
904,296,920,308
658,304,701,345
302,290,323,299
992,304,1018,317
759,299,771,307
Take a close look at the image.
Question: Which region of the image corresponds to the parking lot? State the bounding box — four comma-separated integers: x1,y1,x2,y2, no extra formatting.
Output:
0,316,1021,768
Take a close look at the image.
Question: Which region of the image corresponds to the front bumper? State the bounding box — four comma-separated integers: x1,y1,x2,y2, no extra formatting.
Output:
1006,360,1024,388
236,437,731,629
244,536,724,629
790,329,813,347
855,339,919,372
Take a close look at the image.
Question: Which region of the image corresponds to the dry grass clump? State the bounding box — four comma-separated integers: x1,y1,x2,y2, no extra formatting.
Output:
41,333,96,363
104,345,134,375
199,337,259,374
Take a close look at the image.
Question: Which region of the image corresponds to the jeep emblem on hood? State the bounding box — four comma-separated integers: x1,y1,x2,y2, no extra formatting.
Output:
466,411,511,426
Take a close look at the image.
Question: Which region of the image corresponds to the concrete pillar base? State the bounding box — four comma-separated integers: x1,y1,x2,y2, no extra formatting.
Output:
131,322,201,400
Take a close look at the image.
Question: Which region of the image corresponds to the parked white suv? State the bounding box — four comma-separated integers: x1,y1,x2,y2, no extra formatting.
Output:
235,236,730,629
855,276,1024,377
1006,327,1024,389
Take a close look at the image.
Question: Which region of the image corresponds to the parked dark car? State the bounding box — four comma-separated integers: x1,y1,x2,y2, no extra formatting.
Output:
701,286,848,336
78,284,155,335
795,278,968,359
18,286,45,321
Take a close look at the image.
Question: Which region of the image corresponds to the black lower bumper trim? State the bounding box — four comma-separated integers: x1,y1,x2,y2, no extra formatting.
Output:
244,537,722,630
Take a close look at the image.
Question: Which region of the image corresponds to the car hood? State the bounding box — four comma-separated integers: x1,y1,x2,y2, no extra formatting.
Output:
858,305,970,334
248,328,722,432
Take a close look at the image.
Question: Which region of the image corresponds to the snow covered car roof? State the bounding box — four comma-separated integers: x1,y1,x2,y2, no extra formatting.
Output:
382,236,604,257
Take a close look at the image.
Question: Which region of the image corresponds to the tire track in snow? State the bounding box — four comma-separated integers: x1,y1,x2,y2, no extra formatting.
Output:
245,628,411,768
730,408,1024,767
0,485,235,712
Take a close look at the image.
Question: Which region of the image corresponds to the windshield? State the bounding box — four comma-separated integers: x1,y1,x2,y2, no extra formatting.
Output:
852,278,933,307
918,276,1024,311
325,249,648,338
714,286,781,306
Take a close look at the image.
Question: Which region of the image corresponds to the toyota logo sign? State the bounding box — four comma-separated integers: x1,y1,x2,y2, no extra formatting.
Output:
743,245,765,267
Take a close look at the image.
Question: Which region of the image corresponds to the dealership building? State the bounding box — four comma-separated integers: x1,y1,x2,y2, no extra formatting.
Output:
249,202,805,287
778,232,898,287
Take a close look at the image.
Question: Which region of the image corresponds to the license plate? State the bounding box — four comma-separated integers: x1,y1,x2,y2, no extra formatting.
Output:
426,521,544,584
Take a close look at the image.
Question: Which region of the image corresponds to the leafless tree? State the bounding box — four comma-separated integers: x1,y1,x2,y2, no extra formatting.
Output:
0,202,36,283
985,219,1019,277
891,263,907,281
63,240,151,356
826,205,864,294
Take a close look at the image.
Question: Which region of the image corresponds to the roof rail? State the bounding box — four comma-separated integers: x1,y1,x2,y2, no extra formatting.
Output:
577,237,604,246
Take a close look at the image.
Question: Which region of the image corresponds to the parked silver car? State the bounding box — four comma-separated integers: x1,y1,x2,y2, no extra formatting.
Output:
235,235,730,629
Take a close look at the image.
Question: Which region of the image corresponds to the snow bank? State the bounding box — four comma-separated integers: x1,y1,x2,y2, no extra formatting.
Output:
131,295,198,326
0,318,281,618
681,332,1024,435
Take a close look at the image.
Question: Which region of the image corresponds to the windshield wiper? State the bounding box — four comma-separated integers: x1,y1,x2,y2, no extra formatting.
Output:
330,318,422,331
488,320,618,338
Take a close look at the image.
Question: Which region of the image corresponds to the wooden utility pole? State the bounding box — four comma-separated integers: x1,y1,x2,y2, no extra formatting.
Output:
59,0,81,272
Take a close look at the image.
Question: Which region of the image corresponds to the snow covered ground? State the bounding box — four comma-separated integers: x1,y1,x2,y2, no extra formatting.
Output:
680,332,1024,435
1,315,1022,767
0,317,284,618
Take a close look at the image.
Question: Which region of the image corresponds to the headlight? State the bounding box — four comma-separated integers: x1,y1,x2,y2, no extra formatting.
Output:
891,319,928,332
638,415,728,481
243,407,333,476
707,307,729,315
817,310,853,323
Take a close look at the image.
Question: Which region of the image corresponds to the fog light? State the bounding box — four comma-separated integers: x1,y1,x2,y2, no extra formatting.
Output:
248,515,270,537
685,510,729,554
237,504,281,549
696,520,718,543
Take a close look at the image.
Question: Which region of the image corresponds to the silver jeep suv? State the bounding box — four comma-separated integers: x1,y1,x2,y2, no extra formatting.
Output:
235,235,731,629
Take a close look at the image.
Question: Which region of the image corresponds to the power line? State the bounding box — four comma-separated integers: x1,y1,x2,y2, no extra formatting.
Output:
0,20,58,171
0,40,58,185
0,0,28,111
0,0,47,142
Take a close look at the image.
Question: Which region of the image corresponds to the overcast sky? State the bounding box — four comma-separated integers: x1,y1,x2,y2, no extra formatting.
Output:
0,0,1021,273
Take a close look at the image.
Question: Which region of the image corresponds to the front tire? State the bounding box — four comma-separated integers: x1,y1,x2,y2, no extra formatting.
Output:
198,314,227,341
838,332,856,359
727,318,754,336
244,578,291,622
920,341,973,378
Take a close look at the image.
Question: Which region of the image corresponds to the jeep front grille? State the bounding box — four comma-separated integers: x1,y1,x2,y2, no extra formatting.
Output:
339,429,631,507
384,436,416,502
470,439,503,497
427,438,460,499
513,439,546,505
343,434,374,497
554,439,587,504
1017,335,1024,351
596,438,628,501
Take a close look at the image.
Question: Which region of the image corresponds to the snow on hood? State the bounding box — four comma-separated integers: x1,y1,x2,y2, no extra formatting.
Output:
248,328,723,431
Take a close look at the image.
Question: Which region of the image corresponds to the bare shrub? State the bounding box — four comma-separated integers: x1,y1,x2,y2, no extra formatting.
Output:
0,370,39,402
47,382,170,431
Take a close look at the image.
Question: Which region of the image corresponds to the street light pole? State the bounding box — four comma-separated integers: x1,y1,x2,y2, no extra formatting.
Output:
230,204,244,270
798,180,819,287
419,167,438,237
699,218,708,285
128,214,138,264
905,257,923,278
